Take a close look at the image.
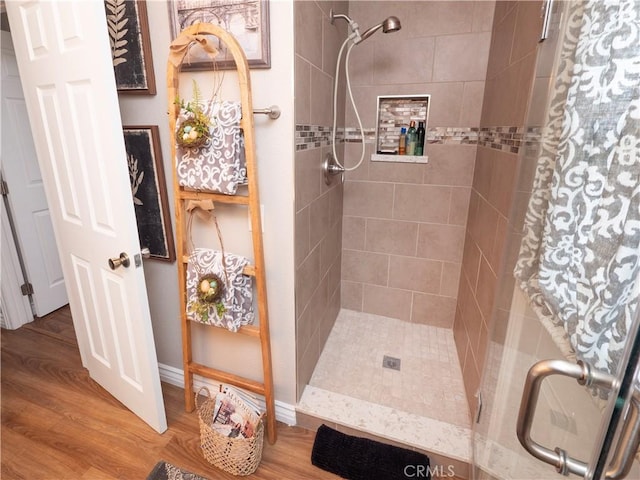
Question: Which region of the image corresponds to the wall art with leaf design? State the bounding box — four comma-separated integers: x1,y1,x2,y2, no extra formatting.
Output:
105,0,156,94
122,126,175,262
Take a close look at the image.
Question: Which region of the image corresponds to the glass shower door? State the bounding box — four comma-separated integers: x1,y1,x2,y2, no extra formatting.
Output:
473,1,640,479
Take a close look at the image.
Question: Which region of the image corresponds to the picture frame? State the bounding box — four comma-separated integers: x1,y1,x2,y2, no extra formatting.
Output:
105,0,157,95
122,126,176,262
169,0,270,71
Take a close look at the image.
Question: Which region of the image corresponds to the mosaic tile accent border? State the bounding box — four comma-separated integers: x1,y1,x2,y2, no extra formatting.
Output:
295,124,536,154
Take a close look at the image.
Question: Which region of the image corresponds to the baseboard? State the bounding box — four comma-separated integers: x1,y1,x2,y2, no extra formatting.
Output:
158,362,297,426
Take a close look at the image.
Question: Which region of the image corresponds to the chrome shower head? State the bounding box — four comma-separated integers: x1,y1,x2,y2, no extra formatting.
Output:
330,9,401,45
357,16,402,44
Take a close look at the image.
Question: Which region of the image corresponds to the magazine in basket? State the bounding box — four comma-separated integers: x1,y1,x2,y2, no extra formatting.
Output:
211,386,262,439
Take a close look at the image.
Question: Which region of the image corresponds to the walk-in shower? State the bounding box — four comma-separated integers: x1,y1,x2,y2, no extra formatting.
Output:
323,9,401,184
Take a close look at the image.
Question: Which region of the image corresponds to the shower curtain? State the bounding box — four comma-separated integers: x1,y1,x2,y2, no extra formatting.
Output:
514,0,640,376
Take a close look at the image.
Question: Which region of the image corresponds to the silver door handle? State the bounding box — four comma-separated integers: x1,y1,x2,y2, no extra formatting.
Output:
517,359,616,477
605,390,640,479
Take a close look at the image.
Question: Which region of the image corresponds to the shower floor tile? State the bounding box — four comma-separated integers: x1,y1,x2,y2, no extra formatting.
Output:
309,309,471,429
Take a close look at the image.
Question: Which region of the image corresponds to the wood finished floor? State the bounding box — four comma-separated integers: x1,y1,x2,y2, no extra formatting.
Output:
1,306,339,480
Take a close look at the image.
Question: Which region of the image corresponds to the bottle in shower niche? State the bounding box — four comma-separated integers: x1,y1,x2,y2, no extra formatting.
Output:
398,127,407,154
415,121,426,155
406,120,417,155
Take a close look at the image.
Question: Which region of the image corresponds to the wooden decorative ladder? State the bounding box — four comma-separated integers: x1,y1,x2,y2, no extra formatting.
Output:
167,24,276,444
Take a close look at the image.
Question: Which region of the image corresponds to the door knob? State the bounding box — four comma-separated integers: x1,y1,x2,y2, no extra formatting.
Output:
141,247,150,259
108,252,130,270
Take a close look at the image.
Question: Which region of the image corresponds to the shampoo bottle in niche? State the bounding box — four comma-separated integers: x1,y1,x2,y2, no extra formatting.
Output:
415,121,426,155
406,120,417,155
398,127,407,154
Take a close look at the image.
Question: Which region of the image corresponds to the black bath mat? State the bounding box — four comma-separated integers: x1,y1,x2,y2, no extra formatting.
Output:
311,424,431,480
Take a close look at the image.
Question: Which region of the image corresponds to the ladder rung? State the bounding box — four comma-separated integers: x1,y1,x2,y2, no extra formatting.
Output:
189,362,266,396
179,189,250,205
181,255,255,276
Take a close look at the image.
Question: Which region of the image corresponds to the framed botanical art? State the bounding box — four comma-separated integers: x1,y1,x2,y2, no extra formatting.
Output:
122,126,175,262
169,0,270,70
105,0,157,94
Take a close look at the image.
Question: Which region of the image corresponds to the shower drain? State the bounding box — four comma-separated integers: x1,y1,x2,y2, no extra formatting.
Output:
382,355,401,371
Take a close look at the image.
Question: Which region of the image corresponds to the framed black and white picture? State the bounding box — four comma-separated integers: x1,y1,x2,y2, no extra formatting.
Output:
105,0,157,94
122,126,175,262
169,0,270,71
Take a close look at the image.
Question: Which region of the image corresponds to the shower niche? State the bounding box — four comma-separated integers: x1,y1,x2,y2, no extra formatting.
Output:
373,94,430,163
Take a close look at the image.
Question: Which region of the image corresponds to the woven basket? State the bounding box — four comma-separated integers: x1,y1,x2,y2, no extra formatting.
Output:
195,387,265,476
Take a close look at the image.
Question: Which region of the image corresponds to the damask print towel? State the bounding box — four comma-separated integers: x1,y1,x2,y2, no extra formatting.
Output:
515,0,640,376
186,248,254,332
176,100,248,195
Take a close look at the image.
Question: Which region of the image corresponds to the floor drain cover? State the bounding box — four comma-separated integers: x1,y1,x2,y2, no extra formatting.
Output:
382,355,401,371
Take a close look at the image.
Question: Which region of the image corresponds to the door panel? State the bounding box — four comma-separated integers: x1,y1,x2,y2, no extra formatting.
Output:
473,1,640,478
6,0,167,433
1,30,67,317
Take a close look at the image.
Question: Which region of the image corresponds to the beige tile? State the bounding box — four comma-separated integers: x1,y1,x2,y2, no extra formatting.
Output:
471,196,498,259
344,180,394,219
342,249,389,286
475,256,497,322
488,150,518,217
441,262,462,298
310,65,334,127
295,206,310,268
472,0,496,33
489,213,509,274
423,144,476,187
295,55,311,125
422,82,465,127
297,337,322,397
393,184,451,224
374,35,435,85
405,1,475,37
309,189,333,250
362,285,412,321
296,245,321,317
342,215,366,250
486,5,516,80
460,81,486,127
365,218,419,256
295,148,322,210
472,146,493,200
341,280,363,311
369,161,426,184
433,32,491,82
320,221,342,277
511,1,544,63
461,356,480,421
417,223,465,262
412,293,457,328
294,0,323,67
462,233,481,294
449,187,472,226
388,256,442,294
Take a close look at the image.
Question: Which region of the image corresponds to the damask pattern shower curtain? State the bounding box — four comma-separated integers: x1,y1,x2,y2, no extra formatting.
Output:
515,0,640,376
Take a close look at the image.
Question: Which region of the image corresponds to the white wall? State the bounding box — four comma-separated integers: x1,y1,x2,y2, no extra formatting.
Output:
118,1,297,406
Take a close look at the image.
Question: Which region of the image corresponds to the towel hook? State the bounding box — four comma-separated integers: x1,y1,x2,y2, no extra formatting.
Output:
253,105,281,120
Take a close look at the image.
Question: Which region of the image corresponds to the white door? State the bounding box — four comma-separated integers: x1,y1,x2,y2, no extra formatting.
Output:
5,0,167,433
1,30,68,318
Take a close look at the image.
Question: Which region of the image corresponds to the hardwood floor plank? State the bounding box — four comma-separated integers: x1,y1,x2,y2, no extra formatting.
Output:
2,307,340,480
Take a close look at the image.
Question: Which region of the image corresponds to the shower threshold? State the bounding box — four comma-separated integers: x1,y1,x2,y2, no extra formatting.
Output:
296,309,472,470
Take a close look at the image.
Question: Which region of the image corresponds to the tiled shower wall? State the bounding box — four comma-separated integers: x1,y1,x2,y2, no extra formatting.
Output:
294,0,348,400
453,1,544,411
341,1,495,327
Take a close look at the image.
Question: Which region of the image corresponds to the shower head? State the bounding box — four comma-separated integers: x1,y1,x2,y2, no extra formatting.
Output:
358,16,402,43
330,9,401,45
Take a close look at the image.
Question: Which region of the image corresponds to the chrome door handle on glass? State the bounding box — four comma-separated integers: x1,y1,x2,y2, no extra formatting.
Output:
517,359,616,477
